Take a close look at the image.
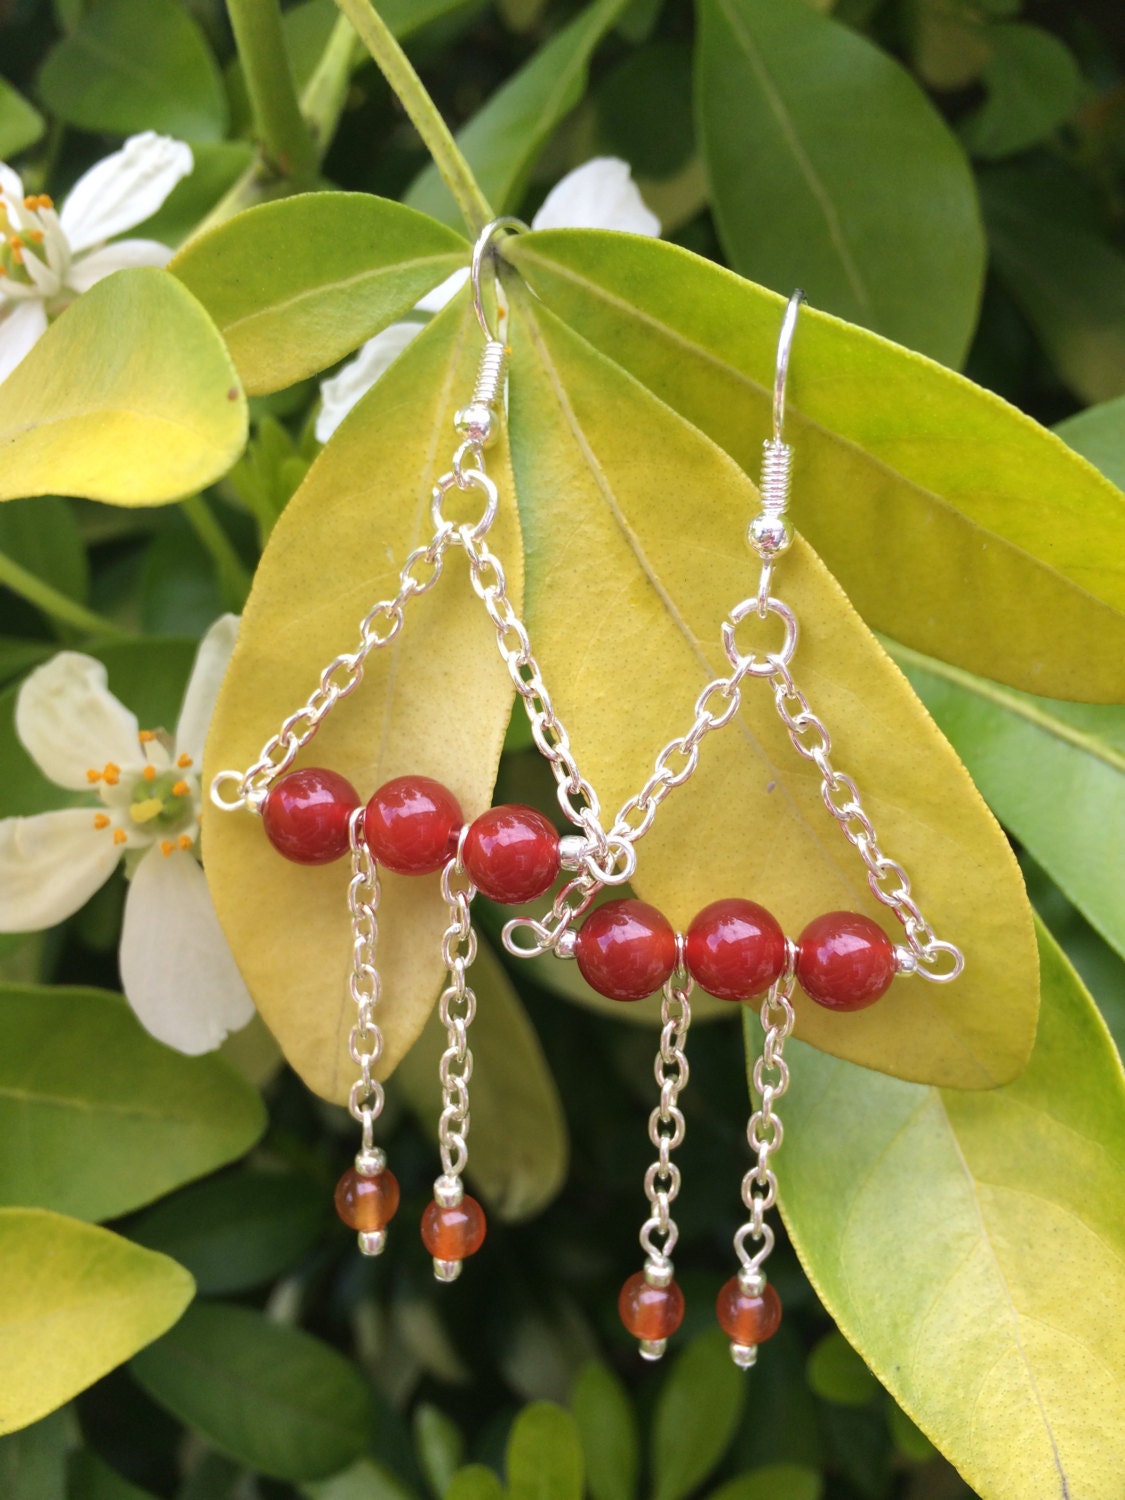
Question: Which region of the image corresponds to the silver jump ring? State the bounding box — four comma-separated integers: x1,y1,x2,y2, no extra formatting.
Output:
471,217,529,343
722,597,799,677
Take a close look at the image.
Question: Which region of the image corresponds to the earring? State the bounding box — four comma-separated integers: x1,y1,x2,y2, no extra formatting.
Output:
210,235,963,1354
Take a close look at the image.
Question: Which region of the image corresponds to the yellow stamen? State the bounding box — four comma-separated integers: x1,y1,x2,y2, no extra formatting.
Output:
0,266,7,279
93,813,110,830
129,797,163,825
138,729,157,743
113,829,127,845
38,195,54,211
177,834,193,851
9,239,23,264
28,229,43,244
177,753,193,768
142,764,157,782
161,840,175,857
86,768,101,783
102,762,120,786
172,780,190,797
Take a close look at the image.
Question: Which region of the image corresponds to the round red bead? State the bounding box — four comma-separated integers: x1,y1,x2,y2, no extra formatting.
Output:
421,1195,487,1260
575,899,678,1001
463,803,560,904
334,1167,400,1231
262,767,359,865
796,911,896,1011
364,775,462,875
685,898,786,1001
618,1272,685,1342
716,1278,782,1346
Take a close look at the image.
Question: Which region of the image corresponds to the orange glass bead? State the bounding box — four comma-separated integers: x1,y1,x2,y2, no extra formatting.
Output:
618,1271,685,1343
421,1195,487,1260
715,1277,782,1346
334,1167,401,1231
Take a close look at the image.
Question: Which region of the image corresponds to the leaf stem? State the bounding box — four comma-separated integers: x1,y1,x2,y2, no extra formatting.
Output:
180,496,252,610
332,0,493,235
226,0,319,191
301,13,359,153
0,550,128,639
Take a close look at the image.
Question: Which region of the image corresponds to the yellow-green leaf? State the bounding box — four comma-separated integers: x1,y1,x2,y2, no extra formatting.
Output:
202,294,522,1101
0,1208,193,1436
172,193,468,394
772,924,1125,1498
506,292,1036,1088
0,269,246,507
394,936,568,1221
506,231,1125,701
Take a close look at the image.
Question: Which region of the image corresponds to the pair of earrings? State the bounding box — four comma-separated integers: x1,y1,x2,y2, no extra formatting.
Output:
211,221,963,1367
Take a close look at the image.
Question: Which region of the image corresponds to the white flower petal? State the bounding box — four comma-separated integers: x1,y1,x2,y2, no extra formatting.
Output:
0,300,47,384
415,266,469,315
60,133,193,254
0,162,24,209
17,245,62,299
175,614,240,761
0,809,119,930
120,849,255,1054
531,157,660,237
316,321,424,443
67,238,173,293
16,652,141,790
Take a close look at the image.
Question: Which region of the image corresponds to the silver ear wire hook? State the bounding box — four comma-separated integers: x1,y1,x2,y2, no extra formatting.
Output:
470,217,529,343
771,288,806,446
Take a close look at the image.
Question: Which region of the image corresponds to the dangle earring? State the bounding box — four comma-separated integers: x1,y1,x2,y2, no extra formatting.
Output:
211,234,963,1354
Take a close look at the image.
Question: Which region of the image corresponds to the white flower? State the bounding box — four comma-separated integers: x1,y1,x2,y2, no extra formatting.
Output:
0,131,193,384
316,157,661,442
0,616,254,1055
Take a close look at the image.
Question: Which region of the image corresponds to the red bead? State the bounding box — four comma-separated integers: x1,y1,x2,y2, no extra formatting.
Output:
334,1167,400,1231
716,1278,782,1346
463,804,560,904
421,1196,487,1260
364,775,462,875
618,1272,684,1342
262,767,359,864
575,899,678,1001
685,898,786,1001
796,911,896,1011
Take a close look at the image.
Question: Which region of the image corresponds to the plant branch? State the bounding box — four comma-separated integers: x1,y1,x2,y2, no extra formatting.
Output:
0,550,128,639
226,0,319,191
332,0,493,235
180,496,252,611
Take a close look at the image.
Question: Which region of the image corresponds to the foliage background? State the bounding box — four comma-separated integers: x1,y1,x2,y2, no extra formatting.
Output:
0,1,1123,1498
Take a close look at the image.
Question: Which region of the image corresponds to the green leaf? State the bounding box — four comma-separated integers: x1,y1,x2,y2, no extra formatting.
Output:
983,166,1125,405
406,0,630,226
126,1169,326,1294
705,1468,822,1500
447,1466,506,1500
130,1301,373,1482
696,0,984,367
0,1408,68,1500
570,1361,637,1500
506,230,1125,700
0,79,45,159
805,1331,879,1407
651,1330,744,1500
1023,857,1125,1056
69,1449,160,1499
1055,395,1125,493
171,193,468,394
37,0,228,140
507,1403,584,1500
893,642,1125,960
506,290,1036,1087
0,1207,193,1436
0,269,247,507
394,936,568,1220
960,23,1082,159
415,1403,464,1500
303,1456,421,1500
0,985,266,1221
771,923,1125,1498
203,296,522,1102
0,496,88,606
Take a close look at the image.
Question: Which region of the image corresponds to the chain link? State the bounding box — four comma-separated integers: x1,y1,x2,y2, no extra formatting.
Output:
638,973,692,1272
436,838,478,1180
346,808,385,1150
733,957,796,1281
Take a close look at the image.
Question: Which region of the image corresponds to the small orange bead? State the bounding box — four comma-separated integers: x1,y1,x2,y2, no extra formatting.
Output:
715,1278,782,1346
618,1271,685,1342
334,1167,400,1231
421,1196,487,1260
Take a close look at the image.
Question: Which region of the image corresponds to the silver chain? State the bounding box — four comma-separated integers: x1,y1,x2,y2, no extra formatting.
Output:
638,972,693,1275
435,832,478,1186
734,955,796,1286
346,808,385,1154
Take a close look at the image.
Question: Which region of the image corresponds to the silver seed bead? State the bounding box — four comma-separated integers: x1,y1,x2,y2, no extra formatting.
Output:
355,1147,386,1177
433,1258,462,1283
894,944,919,975
434,1173,464,1208
748,514,793,557
639,1338,667,1362
738,1266,766,1297
357,1230,386,1256
730,1342,759,1369
454,403,497,447
555,929,578,959
644,1257,674,1289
